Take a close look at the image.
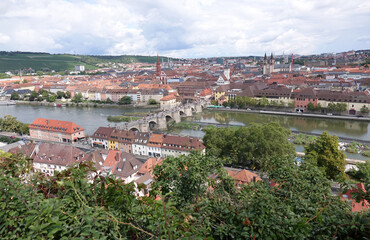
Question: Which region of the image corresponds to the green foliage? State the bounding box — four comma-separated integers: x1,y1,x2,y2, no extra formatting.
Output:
0,151,368,239
168,122,201,130
360,105,369,114
152,152,226,207
304,131,346,181
148,99,158,105
347,161,370,191
0,136,20,144
107,116,140,122
327,102,347,113
0,115,29,135
362,150,370,158
56,91,65,99
292,133,317,145
71,93,83,103
346,142,359,154
203,122,295,170
65,91,71,99
28,91,38,101
10,92,20,100
307,102,315,111
119,96,132,105
47,95,56,103
258,96,269,106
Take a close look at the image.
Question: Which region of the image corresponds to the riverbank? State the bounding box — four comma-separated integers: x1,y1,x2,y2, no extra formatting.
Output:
14,100,160,109
208,107,370,122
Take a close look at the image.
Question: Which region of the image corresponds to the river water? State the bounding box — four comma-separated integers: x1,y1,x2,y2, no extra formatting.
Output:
1,105,369,160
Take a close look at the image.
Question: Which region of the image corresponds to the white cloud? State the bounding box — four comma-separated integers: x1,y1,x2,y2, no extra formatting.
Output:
0,0,369,57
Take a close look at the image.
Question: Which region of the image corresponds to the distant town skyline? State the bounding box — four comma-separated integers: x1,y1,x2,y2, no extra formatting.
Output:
0,0,369,58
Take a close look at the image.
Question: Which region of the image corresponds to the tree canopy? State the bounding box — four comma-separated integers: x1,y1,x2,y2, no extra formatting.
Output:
304,131,346,181
0,150,367,239
119,96,132,105
0,115,29,135
203,122,295,170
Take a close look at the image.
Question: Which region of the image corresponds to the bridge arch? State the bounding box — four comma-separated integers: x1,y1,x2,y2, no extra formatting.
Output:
129,127,139,132
165,115,174,122
148,120,157,130
179,110,186,117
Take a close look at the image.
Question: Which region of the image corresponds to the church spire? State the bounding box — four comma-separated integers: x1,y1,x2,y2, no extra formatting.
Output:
156,53,161,76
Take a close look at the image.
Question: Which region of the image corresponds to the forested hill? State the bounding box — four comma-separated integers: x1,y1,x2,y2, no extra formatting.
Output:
0,51,177,72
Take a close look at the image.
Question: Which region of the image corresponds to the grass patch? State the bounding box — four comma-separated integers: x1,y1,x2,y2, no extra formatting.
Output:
361,150,370,158
0,136,20,144
345,142,360,154
292,133,317,145
169,122,201,130
107,116,141,122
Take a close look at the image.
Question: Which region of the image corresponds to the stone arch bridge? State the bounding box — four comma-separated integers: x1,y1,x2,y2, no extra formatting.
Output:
118,101,207,132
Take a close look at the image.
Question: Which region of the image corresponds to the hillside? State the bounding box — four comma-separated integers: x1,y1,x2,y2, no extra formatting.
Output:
0,52,175,73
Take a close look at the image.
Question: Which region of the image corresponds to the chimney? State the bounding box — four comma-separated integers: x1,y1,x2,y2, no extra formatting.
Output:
115,152,120,161
253,176,256,182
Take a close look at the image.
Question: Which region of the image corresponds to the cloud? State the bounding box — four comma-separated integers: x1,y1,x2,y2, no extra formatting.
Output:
0,0,369,57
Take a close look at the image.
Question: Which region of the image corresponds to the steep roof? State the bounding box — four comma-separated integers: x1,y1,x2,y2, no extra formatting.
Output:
29,118,84,134
31,142,88,167
147,133,164,147
162,135,205,151
91,127,115,140
160,94,177,101
138,157,163,175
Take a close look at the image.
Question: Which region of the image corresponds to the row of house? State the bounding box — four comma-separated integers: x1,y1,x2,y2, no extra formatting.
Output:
90,127,206,158
214,83,370,114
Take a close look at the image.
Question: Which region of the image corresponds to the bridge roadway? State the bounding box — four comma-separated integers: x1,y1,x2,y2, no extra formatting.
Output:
118,101,208,132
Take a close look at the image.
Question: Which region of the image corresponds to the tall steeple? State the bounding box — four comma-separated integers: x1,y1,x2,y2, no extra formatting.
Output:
156,53,161,76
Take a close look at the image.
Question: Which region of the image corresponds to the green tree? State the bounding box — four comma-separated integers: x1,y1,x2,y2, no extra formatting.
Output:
148,99,158,105
258,96,269,106
119,96,132,105
56,91,65,99
228,99,236,108
106,97,113,103
71,93,83,103
360,105,369,114
222,101,228,107
0,115,29,135
0,150,367,239
336,102,347,113
307,102,315,111
327,102,347,113
152,152,226,207
304,131,346,180
29,91,38,101
315,102,322,111
10,92,20,100
348,161,370,191
47,95,56,102
203,122,295,170
65,91,71,99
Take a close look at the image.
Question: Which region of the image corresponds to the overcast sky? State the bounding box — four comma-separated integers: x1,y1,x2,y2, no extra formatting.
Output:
0,0,369,58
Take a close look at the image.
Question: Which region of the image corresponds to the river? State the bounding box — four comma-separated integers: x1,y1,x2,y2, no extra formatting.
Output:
1,105,369,160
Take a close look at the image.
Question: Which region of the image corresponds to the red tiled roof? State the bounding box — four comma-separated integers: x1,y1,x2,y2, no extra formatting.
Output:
29,118,84,134
160,94,177,101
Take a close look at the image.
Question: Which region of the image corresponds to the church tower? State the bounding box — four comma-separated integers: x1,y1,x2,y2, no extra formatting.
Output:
270,53,275,73
156,53,161,77
263,53,268,75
